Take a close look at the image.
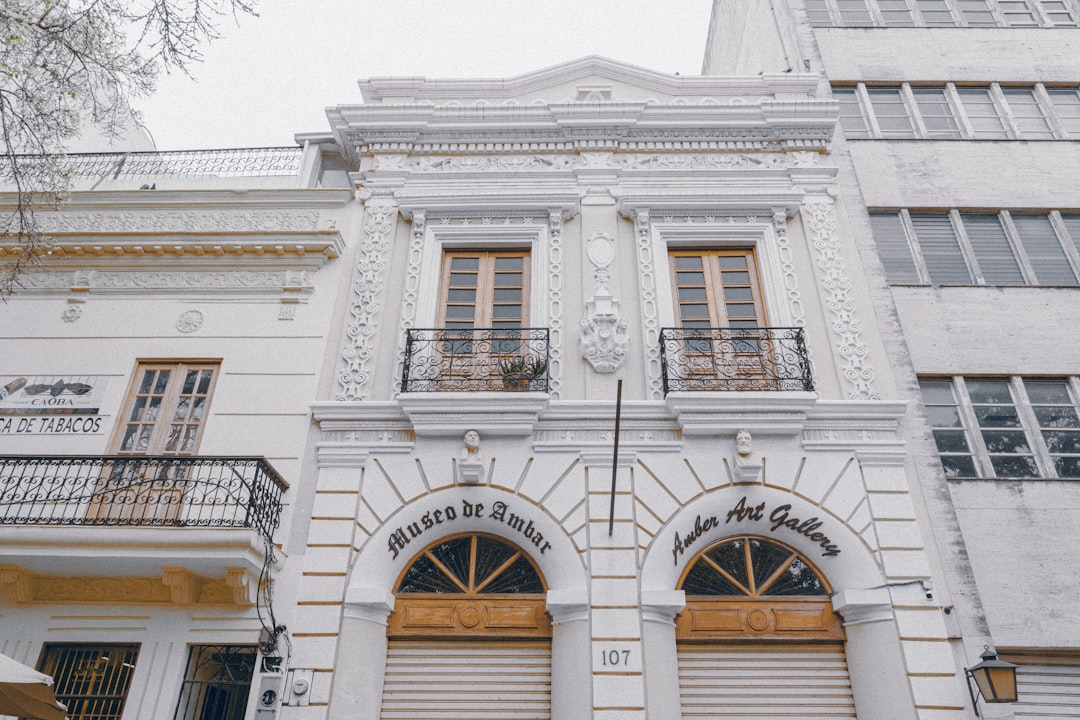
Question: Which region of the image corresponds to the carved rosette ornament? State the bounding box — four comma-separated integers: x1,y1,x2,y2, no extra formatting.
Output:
338,203,397,401
802,199,879,400
580,231,629,373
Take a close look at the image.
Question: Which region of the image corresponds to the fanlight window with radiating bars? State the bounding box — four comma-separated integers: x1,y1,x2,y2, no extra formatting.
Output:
677,536,843,641
391,533,551,637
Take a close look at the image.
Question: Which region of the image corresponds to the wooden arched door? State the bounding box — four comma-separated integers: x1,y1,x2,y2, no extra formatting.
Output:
676,536,856,719
382,533,551,720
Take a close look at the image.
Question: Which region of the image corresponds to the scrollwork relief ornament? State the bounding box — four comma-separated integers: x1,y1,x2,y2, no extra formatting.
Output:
393,210,427,394
580,231,629,373
633,210,664,399
547,210,565,397
772,209,805,327
61,305,82,323
337,202,397,401
802,199,880,400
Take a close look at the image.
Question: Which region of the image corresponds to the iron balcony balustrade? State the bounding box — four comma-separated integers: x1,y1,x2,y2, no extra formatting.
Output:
659,327,814,394
0,456,288,543
402,328,550,392
15,147,303,179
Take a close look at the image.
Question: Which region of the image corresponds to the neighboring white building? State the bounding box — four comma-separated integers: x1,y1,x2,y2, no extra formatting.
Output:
6,0,1076,716
707,0,1080,715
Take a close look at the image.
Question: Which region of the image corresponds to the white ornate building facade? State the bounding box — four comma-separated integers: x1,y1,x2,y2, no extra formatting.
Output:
6,0,1076,716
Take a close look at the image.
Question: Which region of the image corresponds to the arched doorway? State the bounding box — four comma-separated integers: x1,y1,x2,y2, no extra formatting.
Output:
382,533,552,720
676,536,856,719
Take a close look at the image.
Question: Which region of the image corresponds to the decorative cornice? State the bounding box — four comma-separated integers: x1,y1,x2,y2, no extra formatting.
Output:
15,269,315,298
355,57,818,102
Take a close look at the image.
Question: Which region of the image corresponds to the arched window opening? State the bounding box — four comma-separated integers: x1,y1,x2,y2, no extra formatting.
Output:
389,533,550,638
677,535,840,641
383,534,552,720
676,536,854,720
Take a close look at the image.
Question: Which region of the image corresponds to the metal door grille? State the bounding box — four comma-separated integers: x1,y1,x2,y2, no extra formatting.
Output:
39,644,139,720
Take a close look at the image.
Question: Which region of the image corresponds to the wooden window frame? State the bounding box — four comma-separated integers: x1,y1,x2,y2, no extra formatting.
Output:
109,361,220,456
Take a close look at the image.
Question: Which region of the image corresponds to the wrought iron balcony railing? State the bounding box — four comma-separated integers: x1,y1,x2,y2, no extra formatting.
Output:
0,456,288,542
402,328,550,392
659,327,814,394
21,147,304,178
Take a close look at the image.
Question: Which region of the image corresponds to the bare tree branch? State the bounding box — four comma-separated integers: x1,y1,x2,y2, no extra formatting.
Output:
0,0,258,296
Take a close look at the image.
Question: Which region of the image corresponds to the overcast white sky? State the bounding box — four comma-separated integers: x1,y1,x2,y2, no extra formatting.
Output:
136,1,714,150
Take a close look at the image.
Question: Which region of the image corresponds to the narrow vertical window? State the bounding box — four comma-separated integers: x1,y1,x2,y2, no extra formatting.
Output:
1010,215,1078,286
867,88,917,138
956,0,1000,23
836,0,876,23
112,363,219,455
834,88,871,138
869,212,922,283
878,0,918,24
920,379,979,478
912,88,962,138
957,88,1009,139
1036,0,1079,24
967,379,1039,478
997,0,1041,23
1045,88,1080,137
909,214,973,284
1024,380,1080,478
960,214,1024,285
915,0,959,24
1002,88,1055,138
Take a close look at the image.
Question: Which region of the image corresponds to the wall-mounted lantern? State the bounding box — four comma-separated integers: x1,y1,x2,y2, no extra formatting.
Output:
965,646,1018,716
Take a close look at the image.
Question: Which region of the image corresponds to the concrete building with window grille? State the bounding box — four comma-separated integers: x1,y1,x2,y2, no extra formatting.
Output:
3,1,1076,718
706,0,1080,714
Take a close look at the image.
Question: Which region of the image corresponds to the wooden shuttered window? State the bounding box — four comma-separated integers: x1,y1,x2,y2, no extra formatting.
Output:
960,213,1025,284
670,249,768,330
1011,215,1080,286
439,251,529,331
1004,658,1080,719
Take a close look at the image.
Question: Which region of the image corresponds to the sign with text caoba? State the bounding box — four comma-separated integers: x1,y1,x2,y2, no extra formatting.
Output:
0,376,108,434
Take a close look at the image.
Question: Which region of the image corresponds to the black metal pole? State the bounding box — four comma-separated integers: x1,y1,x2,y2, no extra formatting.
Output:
608,379,623,537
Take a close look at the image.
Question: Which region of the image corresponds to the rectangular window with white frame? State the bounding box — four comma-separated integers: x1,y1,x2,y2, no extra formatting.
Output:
834,83,1080,140
869,209,1080,286
808,0,1080,25
920,376,1080,479
111,362,220,455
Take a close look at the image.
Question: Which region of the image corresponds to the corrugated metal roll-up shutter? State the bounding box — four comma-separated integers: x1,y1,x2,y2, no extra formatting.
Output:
678,643,856,719
381,640,552,720
1014,664,1080,718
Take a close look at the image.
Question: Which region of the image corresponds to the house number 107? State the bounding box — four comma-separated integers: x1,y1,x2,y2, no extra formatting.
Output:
599,649,631,666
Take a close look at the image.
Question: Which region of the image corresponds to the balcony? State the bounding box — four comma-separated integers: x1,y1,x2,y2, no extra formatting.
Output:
0,456,287,605
659,327,814,394
402,328,550,393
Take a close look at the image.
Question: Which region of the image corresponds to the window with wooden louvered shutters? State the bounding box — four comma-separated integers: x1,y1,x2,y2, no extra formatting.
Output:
869,212,922,283
909,213,973,284
960,214,1025,285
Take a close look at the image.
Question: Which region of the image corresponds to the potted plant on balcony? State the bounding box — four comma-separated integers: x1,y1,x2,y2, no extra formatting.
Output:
498,355,547,391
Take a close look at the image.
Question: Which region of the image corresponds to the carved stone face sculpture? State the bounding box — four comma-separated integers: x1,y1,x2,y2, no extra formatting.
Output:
464,430,480,451
736,429,752,457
